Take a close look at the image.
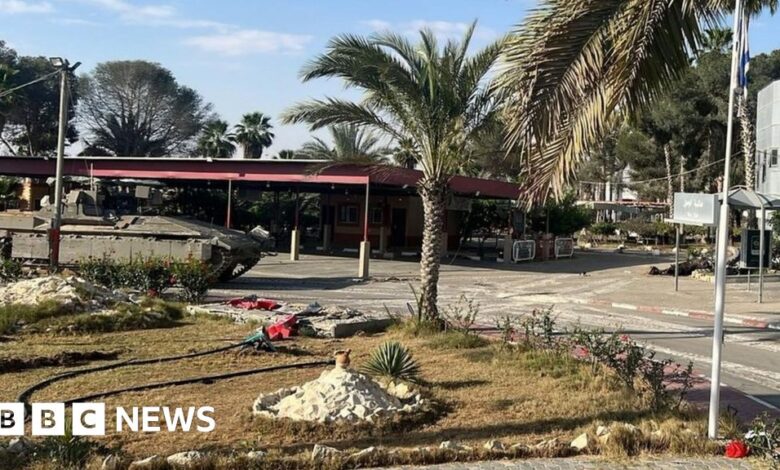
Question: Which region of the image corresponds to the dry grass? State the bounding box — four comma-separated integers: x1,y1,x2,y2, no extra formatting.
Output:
2,316,718,468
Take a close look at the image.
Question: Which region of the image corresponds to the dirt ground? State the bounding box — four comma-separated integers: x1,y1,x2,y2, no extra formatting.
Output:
0,315,672,460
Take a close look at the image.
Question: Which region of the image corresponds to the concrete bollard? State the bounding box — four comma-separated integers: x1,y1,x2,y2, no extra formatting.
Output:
503,237,513,263
358,241,370,279
290,229,300,261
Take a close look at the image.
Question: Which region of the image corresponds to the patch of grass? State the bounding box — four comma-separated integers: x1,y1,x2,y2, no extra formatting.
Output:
49,298,185,334
425,330,489,350
388,318,441,338
0,300,70,335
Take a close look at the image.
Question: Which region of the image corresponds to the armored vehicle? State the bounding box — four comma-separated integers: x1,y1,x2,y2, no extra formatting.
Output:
0,189,271,281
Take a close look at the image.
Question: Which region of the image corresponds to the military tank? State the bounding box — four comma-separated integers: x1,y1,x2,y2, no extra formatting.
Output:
0,189,271,281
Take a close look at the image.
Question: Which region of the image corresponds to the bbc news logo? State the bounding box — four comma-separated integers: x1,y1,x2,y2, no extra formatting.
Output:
0,403,216,436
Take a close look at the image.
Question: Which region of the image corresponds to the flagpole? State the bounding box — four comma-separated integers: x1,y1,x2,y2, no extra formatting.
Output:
708,0,745,439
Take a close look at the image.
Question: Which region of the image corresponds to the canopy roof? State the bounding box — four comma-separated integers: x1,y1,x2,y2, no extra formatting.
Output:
0,156,522,200
722,188,780,210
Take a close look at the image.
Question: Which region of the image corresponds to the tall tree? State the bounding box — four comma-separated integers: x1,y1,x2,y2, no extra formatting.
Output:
234,112,274,159
297,124,390,163
197,119,236,158
3,56,79,156
79,60,211,156
497,0,778,203
284,24,504,319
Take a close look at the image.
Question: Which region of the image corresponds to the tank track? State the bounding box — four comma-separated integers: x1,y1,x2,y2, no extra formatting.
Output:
224,257,260,281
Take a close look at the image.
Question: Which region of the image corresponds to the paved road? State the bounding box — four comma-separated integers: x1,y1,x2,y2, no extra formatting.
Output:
213,251,780,417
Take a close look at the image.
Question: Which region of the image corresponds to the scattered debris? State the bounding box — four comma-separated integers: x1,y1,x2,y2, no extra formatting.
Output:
570,433,592,452
7,437,32,457
311,444,341,461
0,276,126,311
483,439,505,451
167,450,206,468
266,315,297,340
128,455,164,469
188,301,393,338
245,450,266,461
350,446,379,459
0,350,120,373
228,295,280,311
253,365,425,423
101,454,122,470
440,441,466,451
648,259,712,277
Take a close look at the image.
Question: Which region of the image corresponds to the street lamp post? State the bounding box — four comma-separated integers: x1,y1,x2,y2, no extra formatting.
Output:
47,57,79,272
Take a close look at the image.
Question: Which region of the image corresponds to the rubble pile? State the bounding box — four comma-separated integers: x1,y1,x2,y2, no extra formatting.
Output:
187,300,392,338
253,366,424,423
0,276,126,311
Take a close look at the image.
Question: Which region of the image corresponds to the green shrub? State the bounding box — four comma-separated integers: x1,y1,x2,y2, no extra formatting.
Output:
0,300,68,335
79,257,122,289
0,258,22,281
36,424,100,470
590,222,618,237
172,258,212,303
361,341,422,384
121,257,172,295
60,298,184,333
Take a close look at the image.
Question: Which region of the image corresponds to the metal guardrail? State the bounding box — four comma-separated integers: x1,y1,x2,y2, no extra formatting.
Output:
513,240,535,262
555,238,574,258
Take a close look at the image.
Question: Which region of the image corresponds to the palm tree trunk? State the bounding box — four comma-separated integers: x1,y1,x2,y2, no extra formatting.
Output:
664,144,673,218
737,95,755,190
418,175,447,321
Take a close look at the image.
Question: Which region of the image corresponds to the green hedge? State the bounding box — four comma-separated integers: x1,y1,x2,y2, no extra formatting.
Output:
79,257,213,303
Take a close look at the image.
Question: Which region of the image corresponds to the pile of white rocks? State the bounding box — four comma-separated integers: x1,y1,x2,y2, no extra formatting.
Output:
0,275,126,311
253,366,424,423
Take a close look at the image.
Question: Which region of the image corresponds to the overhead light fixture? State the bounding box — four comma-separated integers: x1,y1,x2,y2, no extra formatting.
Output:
402,184,409,189
266,182,270,188
49,57,65,68
206,157,213,163
475,191,481,197
331,184,335,190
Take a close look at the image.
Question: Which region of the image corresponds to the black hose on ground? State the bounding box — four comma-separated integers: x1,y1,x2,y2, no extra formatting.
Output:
62,360,333,404
17,342,245,406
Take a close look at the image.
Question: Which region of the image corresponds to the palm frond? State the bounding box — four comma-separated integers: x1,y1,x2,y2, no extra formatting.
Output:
499,0,721,203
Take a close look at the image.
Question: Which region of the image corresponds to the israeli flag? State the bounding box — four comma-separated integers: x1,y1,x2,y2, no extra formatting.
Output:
737,12,750,97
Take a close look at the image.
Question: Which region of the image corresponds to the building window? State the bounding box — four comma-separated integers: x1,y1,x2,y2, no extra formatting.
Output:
772,150,778,167
338,204,359,224
370,206,383,224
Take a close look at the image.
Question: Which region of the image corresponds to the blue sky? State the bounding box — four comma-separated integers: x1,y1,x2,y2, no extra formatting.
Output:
1,0,780,156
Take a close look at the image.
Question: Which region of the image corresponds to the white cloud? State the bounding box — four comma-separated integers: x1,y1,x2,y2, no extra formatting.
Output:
76,0,231,30
363,19,497,41
50,17,98,25
183,29,313,56
0,0,53,14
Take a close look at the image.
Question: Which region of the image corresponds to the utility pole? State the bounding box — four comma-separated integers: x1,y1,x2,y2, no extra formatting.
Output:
47,57,80,272
708,0,744,439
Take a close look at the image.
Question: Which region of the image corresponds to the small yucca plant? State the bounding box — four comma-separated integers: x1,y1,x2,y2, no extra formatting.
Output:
361,341,421,384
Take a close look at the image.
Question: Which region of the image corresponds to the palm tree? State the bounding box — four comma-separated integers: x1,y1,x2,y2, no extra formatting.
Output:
297,124,391,163
197,119,236,158
392,137,419,169
283,24,504,319
497,0,777,203
234,112,274,159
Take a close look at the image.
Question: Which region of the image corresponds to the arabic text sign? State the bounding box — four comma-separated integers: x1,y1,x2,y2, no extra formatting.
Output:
672,193,719,226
